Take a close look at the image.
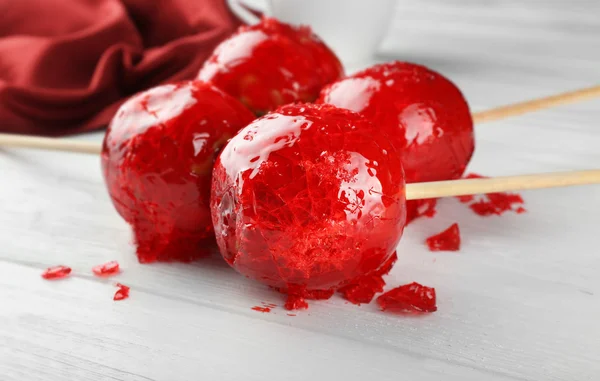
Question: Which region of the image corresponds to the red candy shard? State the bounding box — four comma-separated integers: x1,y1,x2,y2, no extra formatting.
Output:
406,198,437,225
101,81,254,263
465,173,486,179
458,173,526,216
456,194,474,203
113,283,130,301
425,223,461,251
284,295,309,311
211,104,406,299
251,306,272,313
319,61,474,184
377,282,437,313
338,251,398,304
92,261,120,277
199,18,344,115
41,265,72,280
338,275,386,305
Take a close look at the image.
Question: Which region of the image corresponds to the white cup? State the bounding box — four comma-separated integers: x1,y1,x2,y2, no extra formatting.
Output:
227,0,396,65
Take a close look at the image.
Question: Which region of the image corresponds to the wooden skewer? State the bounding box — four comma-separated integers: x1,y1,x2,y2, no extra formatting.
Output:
0,133,102,154
0,84,599,156
471,84,600,124
405,170,600,200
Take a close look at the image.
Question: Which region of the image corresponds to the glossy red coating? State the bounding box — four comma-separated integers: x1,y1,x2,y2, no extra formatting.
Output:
318,61,474,184
426,223,461,251
211,104,406,303
92,261,120,277
102,81,255,263
198,18,344,115
41,265,72,280
377,282,437,313
113,283,130,301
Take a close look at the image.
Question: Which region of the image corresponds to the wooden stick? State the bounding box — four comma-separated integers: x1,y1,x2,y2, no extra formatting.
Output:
471,84,600,124
1,85,599,156
405,170,600,200
0,133,101,155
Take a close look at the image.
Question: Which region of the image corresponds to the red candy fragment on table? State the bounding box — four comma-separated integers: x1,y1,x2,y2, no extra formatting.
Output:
101,81,254,263
211,104,406,307
284,295,309,311
199,18,344,115
426,223,461,251
338,251,398,305
41,265,72,280
457,173,526,216
113,283,130,301
377,282,437,313
251,306,272,313
406,198,437,225
92,261,120,277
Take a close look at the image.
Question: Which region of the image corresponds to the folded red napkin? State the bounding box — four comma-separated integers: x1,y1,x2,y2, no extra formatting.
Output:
0,0,242,136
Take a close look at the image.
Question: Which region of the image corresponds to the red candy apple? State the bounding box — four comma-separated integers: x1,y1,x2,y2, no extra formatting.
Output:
318,61,474,183
210,103,406,306
102,81,254,263
318,61,474,222
198,18,344,115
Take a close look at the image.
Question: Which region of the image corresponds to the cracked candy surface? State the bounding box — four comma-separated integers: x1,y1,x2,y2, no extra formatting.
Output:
102,81,254,263
198,18,344,115
318,61,474,185
211,104,406,296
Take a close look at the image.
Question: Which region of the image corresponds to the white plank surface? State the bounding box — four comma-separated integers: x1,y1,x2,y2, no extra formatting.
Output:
1,2,600,380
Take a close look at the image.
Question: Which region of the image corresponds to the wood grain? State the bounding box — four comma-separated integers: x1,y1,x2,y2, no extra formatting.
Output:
2,1,600,380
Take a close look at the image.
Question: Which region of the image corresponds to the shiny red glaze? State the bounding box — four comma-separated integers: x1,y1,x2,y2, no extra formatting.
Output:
251,306,272,313
377,282,437,313
284,295,309,311
426,223,461,251
41,265,72,280
113,283,130,301
198,18,344,115
211,103,406,299
102,81,255,263
318,61,474,184
92,261,120,277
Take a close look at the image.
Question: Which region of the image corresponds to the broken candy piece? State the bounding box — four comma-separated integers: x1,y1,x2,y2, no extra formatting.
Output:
469,192,525,216
406,198,437,225
92,261,120,277
284,294,309,311
113,283,130,301
338,275,386,305
377,282,437,313
251,306,272,313
425,223,461,251
41,265,72,280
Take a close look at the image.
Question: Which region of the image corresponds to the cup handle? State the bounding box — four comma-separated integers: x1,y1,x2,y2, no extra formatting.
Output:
227,0,268,25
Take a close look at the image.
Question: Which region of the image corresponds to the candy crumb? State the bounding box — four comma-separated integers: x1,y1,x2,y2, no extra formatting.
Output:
41,265,72,280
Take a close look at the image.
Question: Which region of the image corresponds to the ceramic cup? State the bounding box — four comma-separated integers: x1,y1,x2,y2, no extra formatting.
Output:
227,0,396,64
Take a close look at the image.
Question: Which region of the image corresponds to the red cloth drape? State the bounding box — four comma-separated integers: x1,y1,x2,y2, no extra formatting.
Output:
0,0,242,136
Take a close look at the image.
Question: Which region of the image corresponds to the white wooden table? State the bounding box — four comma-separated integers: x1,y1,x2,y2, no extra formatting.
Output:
1,2,599,380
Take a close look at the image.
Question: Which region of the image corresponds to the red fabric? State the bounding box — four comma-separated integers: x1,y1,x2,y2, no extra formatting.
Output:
0,0,242,136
